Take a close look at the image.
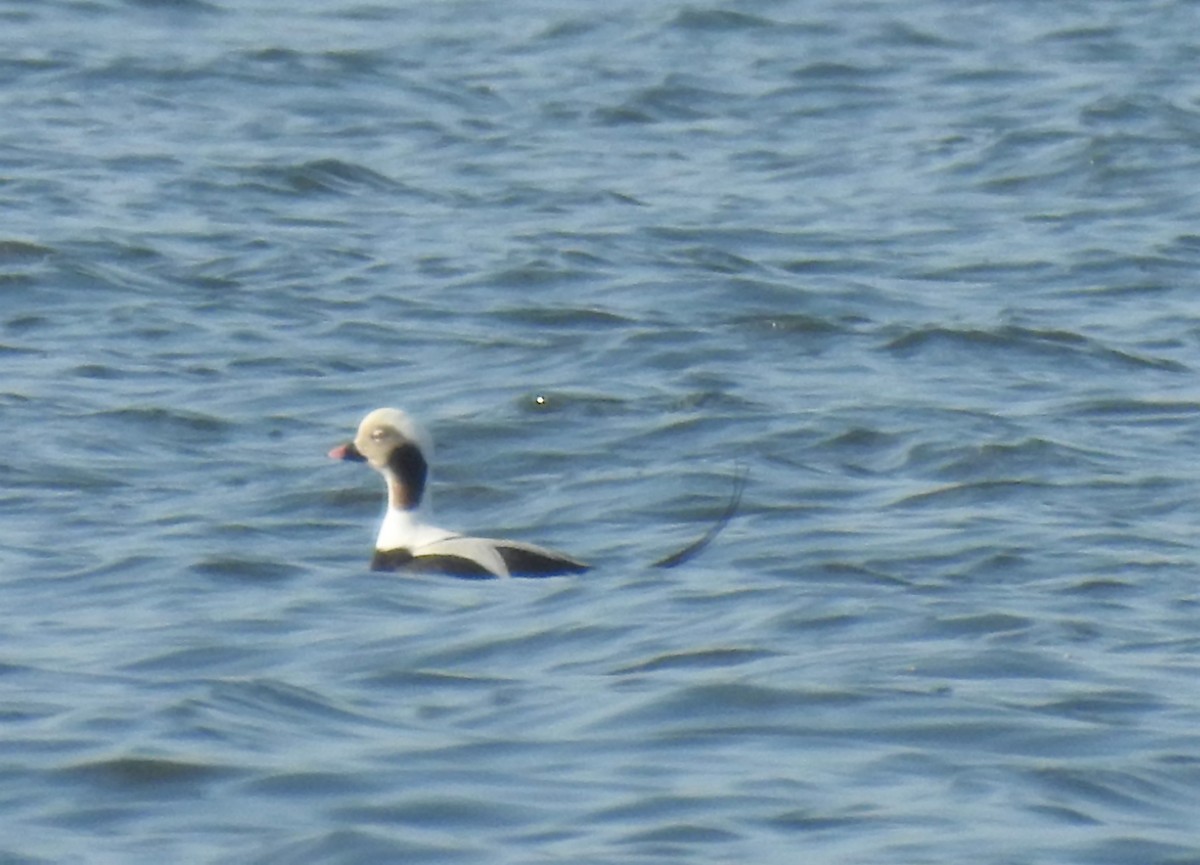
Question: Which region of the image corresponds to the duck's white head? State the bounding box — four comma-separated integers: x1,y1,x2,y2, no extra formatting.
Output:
329,407,434,511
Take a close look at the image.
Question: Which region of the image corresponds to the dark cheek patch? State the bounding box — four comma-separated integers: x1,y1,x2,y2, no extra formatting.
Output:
387,442,428,509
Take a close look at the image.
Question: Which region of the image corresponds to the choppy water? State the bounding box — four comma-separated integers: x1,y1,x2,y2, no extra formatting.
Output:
5,1,1200,862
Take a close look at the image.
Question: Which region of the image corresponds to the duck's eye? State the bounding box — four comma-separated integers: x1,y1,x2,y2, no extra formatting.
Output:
371,427,387,441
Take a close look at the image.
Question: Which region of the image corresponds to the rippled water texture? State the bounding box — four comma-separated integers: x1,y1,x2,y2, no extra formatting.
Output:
4,1,1200,863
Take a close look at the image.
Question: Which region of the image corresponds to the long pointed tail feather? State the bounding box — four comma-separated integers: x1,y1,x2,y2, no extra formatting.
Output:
652,464,747,569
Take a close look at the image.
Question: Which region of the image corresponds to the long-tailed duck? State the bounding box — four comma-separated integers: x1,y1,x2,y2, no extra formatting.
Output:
329,407,590,578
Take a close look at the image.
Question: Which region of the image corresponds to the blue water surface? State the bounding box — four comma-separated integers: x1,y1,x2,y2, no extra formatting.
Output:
4,1,1200,863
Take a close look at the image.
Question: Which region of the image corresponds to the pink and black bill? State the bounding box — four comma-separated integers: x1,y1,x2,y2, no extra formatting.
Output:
328,442,366,462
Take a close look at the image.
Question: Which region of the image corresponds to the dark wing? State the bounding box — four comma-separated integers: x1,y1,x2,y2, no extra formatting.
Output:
408,555,496,579
495,542,590,577
372,547,496,579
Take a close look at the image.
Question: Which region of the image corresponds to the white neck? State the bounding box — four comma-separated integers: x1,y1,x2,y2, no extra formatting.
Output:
376,503,457,552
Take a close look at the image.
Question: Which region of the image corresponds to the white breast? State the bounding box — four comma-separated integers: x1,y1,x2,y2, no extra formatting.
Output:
376,508,458,552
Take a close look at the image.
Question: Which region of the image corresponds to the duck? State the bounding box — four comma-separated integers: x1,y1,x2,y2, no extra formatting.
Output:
328,407,590,578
